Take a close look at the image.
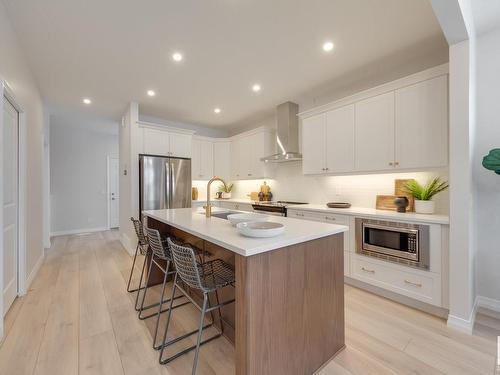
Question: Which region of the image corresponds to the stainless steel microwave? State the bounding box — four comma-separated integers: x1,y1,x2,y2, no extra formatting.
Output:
355,218,430,269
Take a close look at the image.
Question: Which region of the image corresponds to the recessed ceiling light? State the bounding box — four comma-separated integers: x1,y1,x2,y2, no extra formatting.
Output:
147,90,156,97
83,98,91,104
322,41,334,52
252,84,261,92
214,108,221,114
172,52,183,62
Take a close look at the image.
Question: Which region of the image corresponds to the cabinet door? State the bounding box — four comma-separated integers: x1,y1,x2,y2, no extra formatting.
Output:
214,141,231,181
395,76,448,169
169,133,192,158
355,92,395,171
143,128,170,156
326,105,355,173
200,140,214,179
191,139,202,179
302,113,327,175
230,138,243,179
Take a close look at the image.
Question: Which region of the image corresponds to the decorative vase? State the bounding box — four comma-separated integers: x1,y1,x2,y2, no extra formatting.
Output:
414,200,435,214
222,192,231,199
394,196,409,213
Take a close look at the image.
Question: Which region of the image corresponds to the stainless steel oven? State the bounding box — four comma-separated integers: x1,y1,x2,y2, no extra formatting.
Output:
355,218,430,269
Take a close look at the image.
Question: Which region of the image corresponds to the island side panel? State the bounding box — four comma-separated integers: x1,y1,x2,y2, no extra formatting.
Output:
235,233,345,375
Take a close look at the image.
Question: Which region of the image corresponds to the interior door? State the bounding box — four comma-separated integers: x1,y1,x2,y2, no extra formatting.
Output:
108,157,119,228
169,158,191,208
3,97,19,316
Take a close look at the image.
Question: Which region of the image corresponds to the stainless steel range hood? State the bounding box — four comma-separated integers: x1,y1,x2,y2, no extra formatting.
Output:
261,102,302,163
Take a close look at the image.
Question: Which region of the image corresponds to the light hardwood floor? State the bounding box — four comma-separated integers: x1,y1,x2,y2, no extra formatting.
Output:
0,230,498,375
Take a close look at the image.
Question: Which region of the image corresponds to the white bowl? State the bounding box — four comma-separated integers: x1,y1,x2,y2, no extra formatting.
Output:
236,221,285,238
227,213,269,227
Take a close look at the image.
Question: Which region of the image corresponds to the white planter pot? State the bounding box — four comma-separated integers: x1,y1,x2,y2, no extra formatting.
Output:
414,200,435,214
222,192,232,199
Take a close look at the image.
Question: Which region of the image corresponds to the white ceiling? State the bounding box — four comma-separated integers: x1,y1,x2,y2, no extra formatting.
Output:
4,0,447,128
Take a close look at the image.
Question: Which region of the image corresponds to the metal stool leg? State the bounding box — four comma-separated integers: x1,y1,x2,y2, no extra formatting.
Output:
138,253,154,319
152,260,170,348
159,274,179,363
126,243,140,293
134,252,149,311
192,294,208,375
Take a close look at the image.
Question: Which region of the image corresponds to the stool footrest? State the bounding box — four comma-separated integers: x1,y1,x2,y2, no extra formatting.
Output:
159,331,222,364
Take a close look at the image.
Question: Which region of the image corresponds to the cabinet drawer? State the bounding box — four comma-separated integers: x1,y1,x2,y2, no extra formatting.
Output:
218,201,253,212
351,255,441,306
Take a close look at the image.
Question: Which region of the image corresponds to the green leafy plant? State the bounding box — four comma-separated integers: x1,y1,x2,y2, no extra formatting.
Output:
482,149,500,175
403,177,449,201
218,183,234,193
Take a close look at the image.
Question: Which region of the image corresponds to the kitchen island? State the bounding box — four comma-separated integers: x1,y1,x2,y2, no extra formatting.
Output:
143,208,348,375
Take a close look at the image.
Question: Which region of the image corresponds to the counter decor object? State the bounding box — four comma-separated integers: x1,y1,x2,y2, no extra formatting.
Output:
403,177,449,214
326,202,351,208
395,179,415,212
482,148,500,175
227,213,268,227
191,187,198,200
394,196,409,213
236,221,285,238
375,195,398,211
259,181,272,201
218,182,233,199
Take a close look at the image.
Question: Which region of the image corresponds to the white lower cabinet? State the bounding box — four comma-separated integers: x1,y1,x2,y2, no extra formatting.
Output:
351,254,441,306
218,201,254,212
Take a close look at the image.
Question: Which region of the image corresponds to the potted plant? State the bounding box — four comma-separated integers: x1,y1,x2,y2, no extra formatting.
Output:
218,183,234,199
403,177,449,214
482,149,500,174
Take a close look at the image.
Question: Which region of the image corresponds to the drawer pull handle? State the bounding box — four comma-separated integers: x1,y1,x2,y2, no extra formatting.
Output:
325,216,335,221
361,267,375,274
404,279,422,288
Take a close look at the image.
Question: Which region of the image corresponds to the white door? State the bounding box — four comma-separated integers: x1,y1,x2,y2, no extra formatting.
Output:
355,92,395,172
108,157,119,228
302,113,327,175
326,104,355,173
395,75,448,169
3,97,19,315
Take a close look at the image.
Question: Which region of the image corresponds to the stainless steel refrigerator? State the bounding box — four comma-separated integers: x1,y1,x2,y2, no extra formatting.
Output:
139,154,191,216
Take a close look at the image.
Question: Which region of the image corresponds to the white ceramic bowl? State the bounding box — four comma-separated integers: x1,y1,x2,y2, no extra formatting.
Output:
236,221,285,238
227,213,269,227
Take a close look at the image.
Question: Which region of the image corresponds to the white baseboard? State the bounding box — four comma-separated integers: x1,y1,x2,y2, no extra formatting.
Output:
50,226,108,237
447,300,478,334
24,252,45,294
119,232,135,256
476,295,500,313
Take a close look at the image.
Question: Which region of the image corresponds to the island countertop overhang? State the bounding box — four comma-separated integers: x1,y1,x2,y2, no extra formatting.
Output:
143,208,348,257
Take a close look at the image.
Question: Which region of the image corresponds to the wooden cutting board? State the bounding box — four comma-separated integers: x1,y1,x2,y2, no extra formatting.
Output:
376,195,398,211
395,179,415,212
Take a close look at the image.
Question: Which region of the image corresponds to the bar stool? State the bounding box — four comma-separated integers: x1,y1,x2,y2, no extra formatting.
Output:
138,228,189,332
127,217,148,294
159,238,235,375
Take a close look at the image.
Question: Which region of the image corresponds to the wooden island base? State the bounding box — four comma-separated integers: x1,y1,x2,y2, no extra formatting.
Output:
147,217,345,375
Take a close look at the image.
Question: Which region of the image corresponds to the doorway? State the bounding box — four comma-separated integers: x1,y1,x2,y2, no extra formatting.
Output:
107,156,119,229
2,97,19,316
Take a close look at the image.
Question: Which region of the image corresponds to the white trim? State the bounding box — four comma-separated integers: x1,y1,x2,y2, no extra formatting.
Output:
447,299,478,334
106,155,119,230
476,295,500,313
298,64,450,119
0,81,29,339
119,232,135,256
50,226,108,237
136,120,196,135
229,125,273,140
23,252,44,294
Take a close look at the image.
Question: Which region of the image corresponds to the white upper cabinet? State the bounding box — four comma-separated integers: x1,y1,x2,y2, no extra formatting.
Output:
142,125,193,158
213,141,231,181
191,138,214,180
231,128,274,180
355,92,395,172
395,75,448,169
326,105,355,173
302,113,326,175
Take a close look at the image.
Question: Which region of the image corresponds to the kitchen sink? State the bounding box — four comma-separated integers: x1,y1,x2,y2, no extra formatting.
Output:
199,210,239,220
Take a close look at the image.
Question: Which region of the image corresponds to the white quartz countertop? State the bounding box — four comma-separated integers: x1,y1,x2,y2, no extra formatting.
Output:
143,207,348,257
287,204,449,225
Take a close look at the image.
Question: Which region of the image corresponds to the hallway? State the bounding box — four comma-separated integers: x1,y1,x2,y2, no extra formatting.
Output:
0,231,498,375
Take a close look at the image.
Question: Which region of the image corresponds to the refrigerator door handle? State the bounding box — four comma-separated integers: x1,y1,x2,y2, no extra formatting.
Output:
165,159,171,209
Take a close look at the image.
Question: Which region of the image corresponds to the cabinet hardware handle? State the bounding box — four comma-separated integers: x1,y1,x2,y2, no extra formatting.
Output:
389,162,394,166
248,173,252,176
296,213,304,217
325,168,329,171
404,279,422,287
325,216,335,221
361,267,375,274
394,162,400,166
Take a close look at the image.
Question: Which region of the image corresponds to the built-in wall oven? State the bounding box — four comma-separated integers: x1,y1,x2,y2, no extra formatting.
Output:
355,218,430,269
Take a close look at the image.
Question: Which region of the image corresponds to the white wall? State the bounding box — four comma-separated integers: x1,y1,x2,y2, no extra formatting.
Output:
0,2,45,293
474,27,500,303
50,114,118,234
